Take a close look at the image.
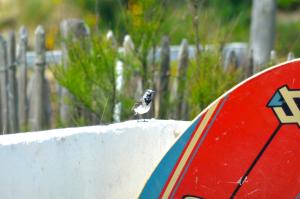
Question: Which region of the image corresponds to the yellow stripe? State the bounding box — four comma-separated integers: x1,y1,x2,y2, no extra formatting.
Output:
161,100,220,199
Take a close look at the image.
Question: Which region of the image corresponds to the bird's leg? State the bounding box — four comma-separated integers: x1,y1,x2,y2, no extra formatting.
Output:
142,114,148,122
137,114,142,122
137,114,148,122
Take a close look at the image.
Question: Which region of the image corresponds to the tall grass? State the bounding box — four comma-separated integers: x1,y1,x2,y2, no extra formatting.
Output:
187,49,241,118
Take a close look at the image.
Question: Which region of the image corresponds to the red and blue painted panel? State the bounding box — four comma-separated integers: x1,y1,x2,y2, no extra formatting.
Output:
139,60,300,198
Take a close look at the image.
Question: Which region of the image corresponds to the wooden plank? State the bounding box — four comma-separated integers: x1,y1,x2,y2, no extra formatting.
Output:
17,26,29,131
7,31,19,133
0,35,9,134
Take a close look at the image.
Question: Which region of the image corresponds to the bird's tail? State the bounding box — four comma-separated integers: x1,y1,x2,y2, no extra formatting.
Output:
129,112,138,120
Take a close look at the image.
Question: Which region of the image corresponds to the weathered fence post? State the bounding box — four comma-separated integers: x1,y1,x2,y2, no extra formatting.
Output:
222,43,248,73
250,0,276,71
7,31,19,133
177,39,189,120
121,35,143,119
106,31,122,122
17,26,28,130
227,50,238,71
123,34,142,99
28,26,51,131
0,35,9,133
28,26,51,130
123,35,134,58
33,26,46,130
150,44,158,118
246,49,254,78
287,52,295,61
270,50,277,65
106,30,118,50
158,36,170,119
114,60,123,122
60,19,90,125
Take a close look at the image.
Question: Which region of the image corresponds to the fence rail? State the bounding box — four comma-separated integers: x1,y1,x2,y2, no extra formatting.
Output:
25,44,233,67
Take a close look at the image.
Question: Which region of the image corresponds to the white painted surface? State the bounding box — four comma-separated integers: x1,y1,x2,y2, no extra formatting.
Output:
0,119,190,199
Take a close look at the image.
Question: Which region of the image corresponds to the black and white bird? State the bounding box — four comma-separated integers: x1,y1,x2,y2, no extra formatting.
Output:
132,89,155,119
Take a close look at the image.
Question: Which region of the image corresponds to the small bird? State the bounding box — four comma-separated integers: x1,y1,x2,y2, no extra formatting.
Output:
132,89,155,121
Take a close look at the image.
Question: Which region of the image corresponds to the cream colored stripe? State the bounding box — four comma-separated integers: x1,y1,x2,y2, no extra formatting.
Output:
280,87,300,118
161,100,220,199
275,87,300,125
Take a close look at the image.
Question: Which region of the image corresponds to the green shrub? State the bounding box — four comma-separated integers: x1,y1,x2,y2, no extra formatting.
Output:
54,36,119,124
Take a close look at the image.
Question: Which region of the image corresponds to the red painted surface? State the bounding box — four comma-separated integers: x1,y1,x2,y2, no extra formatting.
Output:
167,61,300,198
236,125,300,199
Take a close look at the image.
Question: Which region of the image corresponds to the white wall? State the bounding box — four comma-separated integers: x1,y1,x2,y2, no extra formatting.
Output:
0,119,190,199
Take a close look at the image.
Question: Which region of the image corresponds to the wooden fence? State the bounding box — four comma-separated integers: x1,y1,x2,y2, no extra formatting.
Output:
0,18,296,134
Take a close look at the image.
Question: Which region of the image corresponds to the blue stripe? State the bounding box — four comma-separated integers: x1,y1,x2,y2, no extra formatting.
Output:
139,116,202,199
170,95,229,198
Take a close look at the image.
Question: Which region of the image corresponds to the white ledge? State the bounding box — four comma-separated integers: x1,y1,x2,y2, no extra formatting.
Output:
0,119,190,199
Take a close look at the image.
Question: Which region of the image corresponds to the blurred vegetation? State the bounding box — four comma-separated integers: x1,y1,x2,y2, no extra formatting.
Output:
1,0,299,54
1,0,299,123
277,0,300,10
182,0,244,118
121,0,169,89
187,49,241,118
